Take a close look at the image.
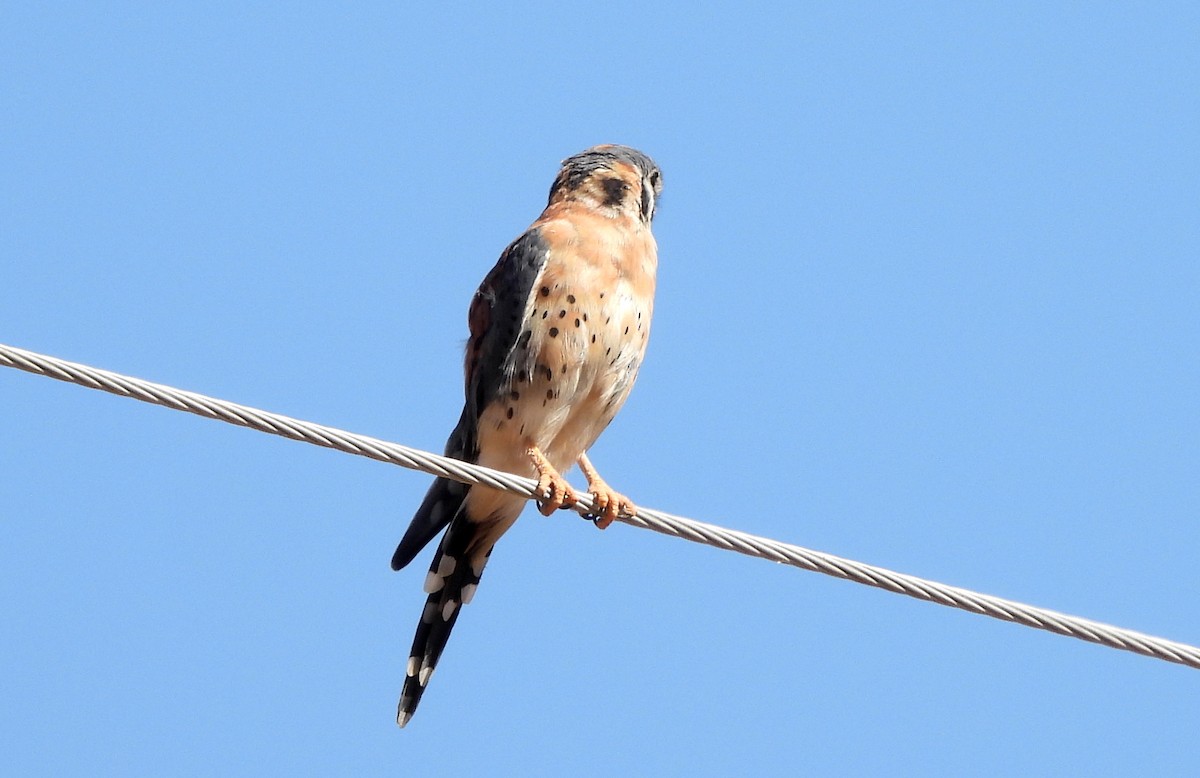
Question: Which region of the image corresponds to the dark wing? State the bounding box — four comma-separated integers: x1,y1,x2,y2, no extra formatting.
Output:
389,406,473,571
390,227,550,571
462,227,551,418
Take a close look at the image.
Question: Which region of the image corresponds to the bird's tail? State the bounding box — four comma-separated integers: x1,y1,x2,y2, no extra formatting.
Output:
396,516,493,727
392,405,475,572
391,476,468,572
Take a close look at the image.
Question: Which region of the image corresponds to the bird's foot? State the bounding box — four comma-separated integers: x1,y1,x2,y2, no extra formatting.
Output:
583,480,635,529
577,452,634,529
527,445,578,516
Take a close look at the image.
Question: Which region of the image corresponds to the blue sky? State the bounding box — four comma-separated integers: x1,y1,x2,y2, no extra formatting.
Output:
3,3,1198,775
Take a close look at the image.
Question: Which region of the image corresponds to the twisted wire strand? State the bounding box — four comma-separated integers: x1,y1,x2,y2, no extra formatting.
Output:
3,341,1198,670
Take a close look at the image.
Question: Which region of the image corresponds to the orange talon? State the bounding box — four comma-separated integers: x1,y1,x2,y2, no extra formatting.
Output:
527,445,578,516
534,469,578,516
577,452,635,529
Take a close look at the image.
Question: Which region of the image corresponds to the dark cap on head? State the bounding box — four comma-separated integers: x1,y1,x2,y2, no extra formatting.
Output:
557,145,659,186
548,145,662,222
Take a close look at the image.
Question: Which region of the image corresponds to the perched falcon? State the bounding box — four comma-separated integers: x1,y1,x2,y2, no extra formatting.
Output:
391,145,663,727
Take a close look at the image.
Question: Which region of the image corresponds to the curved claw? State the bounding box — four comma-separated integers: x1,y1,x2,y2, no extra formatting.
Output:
534,470,578,516
527,444,578,516
586,484,635,529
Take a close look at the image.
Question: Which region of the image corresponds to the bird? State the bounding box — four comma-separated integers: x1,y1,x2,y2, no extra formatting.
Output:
391,144,663,727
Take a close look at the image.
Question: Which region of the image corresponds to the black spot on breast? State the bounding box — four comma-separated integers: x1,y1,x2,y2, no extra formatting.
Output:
591,334,596,343
582,313,588,322
540,286,550,297
561,363,567,374
624,326,630,335
546,389,554,400
549,327,559,338
506,407,514,420
517,330,532,349
599,292,605,299
574,318,581,327
601,177,626,207
510,390,521,400
559,310,566,318
542,311,549,319
567,294,576,304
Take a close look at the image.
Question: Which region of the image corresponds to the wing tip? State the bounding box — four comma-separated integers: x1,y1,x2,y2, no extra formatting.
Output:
392,478,466,571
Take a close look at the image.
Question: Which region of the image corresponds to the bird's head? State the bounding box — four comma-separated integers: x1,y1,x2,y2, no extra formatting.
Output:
548,145,663,225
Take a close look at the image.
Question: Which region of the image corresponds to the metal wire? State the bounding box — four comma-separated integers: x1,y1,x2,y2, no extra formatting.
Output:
3,341,1198,670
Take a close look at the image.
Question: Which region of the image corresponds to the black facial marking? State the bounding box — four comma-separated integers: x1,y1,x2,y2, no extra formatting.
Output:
601,177,626,207
551,146,660,205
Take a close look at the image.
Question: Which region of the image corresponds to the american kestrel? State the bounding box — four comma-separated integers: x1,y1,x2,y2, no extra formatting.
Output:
391,145,663,727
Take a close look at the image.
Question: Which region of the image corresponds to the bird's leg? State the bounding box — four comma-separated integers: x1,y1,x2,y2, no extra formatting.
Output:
577,452,635,529
526,445,578,516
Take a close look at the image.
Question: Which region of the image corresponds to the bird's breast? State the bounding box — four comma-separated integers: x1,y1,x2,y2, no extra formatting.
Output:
476,216,656,477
